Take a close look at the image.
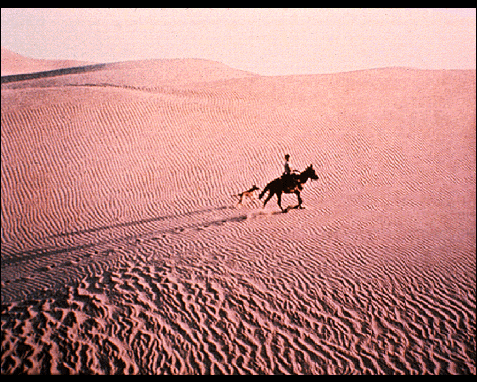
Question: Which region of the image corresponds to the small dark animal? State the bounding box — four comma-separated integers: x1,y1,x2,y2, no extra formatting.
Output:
259,165,318,212
235,184,260,207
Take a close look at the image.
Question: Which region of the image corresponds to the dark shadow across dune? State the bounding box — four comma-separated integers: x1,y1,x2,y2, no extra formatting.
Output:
1,63,109,84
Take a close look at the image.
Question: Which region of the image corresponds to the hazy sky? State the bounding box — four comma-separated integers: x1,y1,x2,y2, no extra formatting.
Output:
2,8,476,75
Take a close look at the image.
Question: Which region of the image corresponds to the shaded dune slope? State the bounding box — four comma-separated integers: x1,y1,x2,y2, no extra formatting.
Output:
1,63,109,84
1,62,475,374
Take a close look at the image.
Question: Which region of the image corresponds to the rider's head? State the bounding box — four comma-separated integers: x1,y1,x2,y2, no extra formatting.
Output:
285,154,290,160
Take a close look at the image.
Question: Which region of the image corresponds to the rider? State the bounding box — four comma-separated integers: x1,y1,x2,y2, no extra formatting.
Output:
282,154,294,189
283,154,291,176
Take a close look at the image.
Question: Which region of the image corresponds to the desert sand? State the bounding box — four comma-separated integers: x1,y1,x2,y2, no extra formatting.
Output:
1,49,475,374
0,47,94,77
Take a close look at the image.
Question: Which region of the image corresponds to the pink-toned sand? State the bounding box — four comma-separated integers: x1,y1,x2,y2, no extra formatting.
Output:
1,49,475,374
1,47,93,76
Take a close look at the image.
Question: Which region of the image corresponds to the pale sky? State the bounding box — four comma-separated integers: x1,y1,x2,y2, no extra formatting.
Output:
1,8,476,75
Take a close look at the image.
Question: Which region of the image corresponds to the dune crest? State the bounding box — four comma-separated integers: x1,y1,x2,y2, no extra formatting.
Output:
1,48,93,76
2,49,259,88
1,53,475,374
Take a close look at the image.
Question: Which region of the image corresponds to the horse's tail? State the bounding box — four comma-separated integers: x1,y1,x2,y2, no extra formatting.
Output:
259,183,270,200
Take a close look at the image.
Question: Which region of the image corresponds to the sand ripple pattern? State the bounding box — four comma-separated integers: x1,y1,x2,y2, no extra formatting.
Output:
2,239,475,374
2,65,476,374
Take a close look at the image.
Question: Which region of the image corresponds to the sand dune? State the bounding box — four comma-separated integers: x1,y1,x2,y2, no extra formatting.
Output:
1,53,258,89
1,48,92,77
1,54,475,374
1,63,110,85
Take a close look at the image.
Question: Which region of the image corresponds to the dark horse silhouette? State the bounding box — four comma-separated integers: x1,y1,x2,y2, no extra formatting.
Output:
259,165,318,212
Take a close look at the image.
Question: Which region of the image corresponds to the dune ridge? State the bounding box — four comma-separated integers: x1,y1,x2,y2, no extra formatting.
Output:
1,56,475,374
1,48,93,77
1,52,259,90
1,63,109,84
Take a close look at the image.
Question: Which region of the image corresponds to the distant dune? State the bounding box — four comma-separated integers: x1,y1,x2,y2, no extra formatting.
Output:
1,48,258,88
1,50,475,374
1,48,93,76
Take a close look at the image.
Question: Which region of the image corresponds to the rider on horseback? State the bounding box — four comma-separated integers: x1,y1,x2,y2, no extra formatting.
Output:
260,157,319,211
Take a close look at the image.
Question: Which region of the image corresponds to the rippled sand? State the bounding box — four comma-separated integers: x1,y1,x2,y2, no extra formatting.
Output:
1,56,475,374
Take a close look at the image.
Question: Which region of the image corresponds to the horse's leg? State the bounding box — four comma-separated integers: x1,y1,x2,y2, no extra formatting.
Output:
277,192,285,212
295,190,303,208
263,191,273,208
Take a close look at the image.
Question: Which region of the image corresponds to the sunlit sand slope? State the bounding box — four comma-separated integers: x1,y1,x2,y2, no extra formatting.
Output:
1,61,475,374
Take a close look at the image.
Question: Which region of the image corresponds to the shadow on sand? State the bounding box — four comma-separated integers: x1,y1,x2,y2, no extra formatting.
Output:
2,205,245,267
1,63,109,84
48,205,231,239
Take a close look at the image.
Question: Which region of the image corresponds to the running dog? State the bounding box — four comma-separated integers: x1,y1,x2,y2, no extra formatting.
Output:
235,185,260,207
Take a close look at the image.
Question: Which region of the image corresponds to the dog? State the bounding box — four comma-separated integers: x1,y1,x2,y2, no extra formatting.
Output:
235,185,260,207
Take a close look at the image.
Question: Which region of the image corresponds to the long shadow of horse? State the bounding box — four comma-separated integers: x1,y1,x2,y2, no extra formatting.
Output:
259,165,319,212
3,205,241,266
49,206,231,240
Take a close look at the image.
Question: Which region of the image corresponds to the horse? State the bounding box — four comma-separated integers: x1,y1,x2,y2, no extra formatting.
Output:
259,165,319,212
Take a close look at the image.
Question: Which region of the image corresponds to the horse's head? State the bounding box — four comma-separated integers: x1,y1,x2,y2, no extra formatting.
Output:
305,165,319,181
